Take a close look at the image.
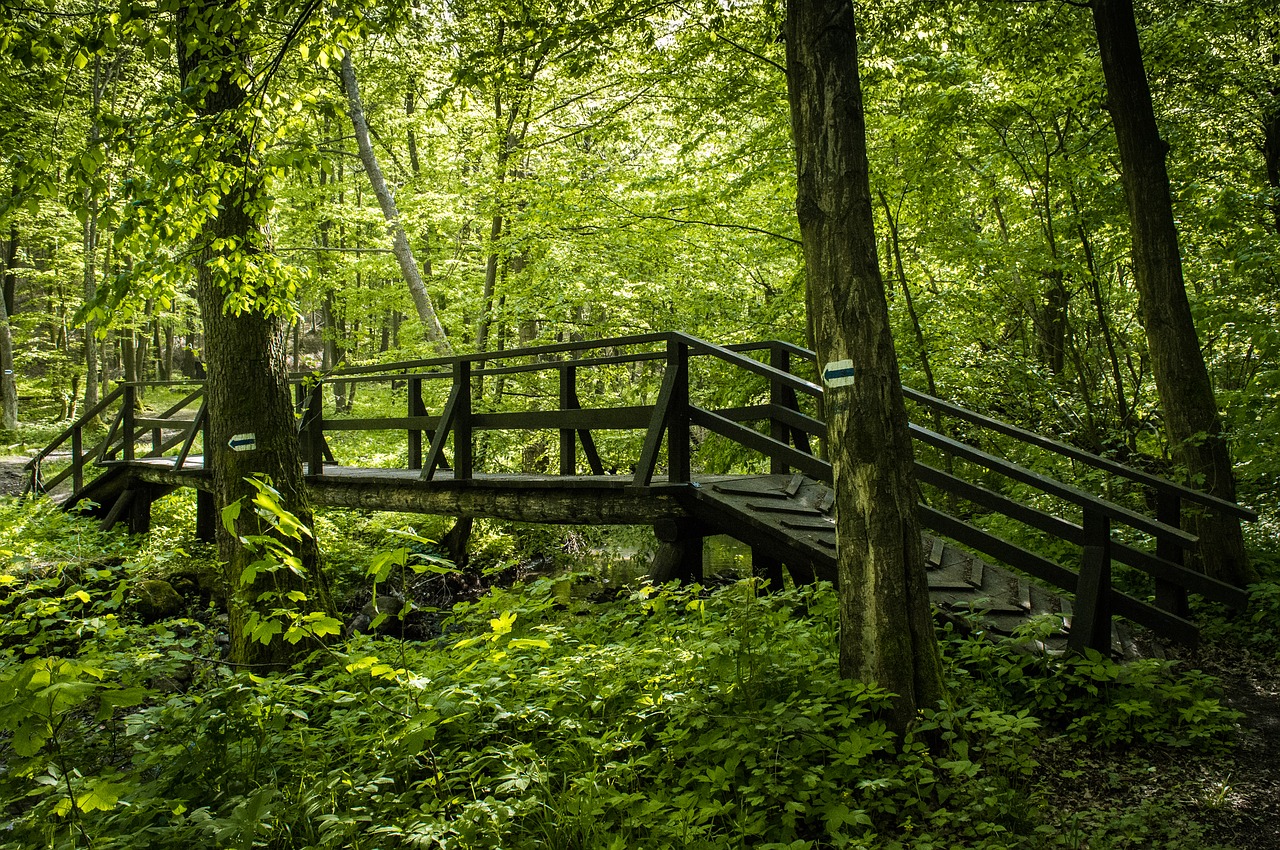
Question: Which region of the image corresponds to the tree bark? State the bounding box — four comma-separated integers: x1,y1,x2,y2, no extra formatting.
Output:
1091,0,1254,585
177,1,332,666
784,0,945,730
1264,41,1280,237
340,50,451,355
0,255,16,430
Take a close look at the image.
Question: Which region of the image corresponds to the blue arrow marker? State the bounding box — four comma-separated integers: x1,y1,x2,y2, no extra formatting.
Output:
822,360,856,387
228,433,257,452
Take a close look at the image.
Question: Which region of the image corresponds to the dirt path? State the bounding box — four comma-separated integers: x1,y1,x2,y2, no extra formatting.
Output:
1191,647,1280,849
0,458,27,497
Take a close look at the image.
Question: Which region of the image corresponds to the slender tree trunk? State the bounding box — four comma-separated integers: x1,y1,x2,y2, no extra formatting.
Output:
0,255,16,430
1070,187,1132,440
340,50,451,355
406,84,421,177
1264,42,1280,237
1091,0,1254,584
877,190,939,402
82,55,103,412
3,189,16,319
177,1,331,666
785,0,945,730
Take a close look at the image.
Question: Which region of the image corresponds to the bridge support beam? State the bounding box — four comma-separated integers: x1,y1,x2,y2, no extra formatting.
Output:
196,489,217,543
650,518,704,584
752,547,785,592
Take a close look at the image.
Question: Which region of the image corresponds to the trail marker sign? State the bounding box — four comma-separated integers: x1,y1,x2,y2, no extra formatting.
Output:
822,360,856,388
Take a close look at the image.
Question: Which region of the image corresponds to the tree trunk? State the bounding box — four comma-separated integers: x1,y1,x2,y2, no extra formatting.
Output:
3,190,16,319
177,1,332,666
406,84,421,177
1264,42,1280,237
0,256,16,430
340,50,451,355
1091,0,1254,585
784,0,945,730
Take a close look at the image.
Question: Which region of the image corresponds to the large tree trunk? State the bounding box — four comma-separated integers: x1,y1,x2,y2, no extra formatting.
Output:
784,0,945,731
1091,0,1254,585
177,1,332,666
340,50,451,356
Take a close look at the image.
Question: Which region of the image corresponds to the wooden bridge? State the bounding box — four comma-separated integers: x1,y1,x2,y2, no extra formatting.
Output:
23,332,1254,654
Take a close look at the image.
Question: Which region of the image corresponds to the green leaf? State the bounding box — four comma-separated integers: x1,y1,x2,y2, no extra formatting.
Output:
76,779,125,813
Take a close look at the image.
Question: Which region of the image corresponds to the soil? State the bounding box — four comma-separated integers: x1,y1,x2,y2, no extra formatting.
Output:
0,457,27,497
1183,645,1280,849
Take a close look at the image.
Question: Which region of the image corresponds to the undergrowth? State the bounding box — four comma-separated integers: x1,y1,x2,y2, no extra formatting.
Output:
0,498,1245,849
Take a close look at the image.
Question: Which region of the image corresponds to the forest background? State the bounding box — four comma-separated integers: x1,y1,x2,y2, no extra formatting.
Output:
2,0,1280,847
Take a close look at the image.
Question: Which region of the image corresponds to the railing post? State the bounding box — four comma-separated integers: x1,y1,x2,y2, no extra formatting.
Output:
408,376,425,470
196,406,215,543
1070,509,1113,654
306,379,325,475
1154,491,1189,617
559,364,576,475
667,339,690,484
454,360,473,480
121,384,136,461
769,345,790,475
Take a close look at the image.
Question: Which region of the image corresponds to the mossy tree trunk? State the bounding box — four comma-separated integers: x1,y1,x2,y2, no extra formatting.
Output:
1091,0,1254,585
176,0,332,666
783,0,945,731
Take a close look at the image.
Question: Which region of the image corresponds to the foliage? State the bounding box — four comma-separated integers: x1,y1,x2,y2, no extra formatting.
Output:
942,618,1241,750
0,497,1252,850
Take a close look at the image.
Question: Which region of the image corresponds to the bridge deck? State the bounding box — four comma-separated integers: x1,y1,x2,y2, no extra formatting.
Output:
84,458,1139,656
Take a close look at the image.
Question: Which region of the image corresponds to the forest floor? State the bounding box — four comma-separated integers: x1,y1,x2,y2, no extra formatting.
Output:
2,457,1278,848
1186,645,1280,848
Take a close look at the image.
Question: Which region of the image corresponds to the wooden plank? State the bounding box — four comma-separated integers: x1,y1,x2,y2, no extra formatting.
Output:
818,488,835,513
904,386,1255,521
100,490,134,532
712,482,789,498
917,505,1079,593
929,537,945,567
689,406,832,482
681,335,824,398
98,407,125,463
578,430,605,475
633,361,680,487
781,518,835,532
785,473,805,496
910,424,1197,547
747,502,823,516
134,417,197,430
421,379,463,481
473,349,666,379
154,387,205,420
471,407,652,432
324,415,440,432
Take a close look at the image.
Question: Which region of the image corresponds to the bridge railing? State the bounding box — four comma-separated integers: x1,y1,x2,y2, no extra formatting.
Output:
723,341,1252,648
22,381,208,501
26,331,1253,651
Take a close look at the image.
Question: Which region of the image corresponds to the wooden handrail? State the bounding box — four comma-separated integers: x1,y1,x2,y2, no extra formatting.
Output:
903,386,1256,521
